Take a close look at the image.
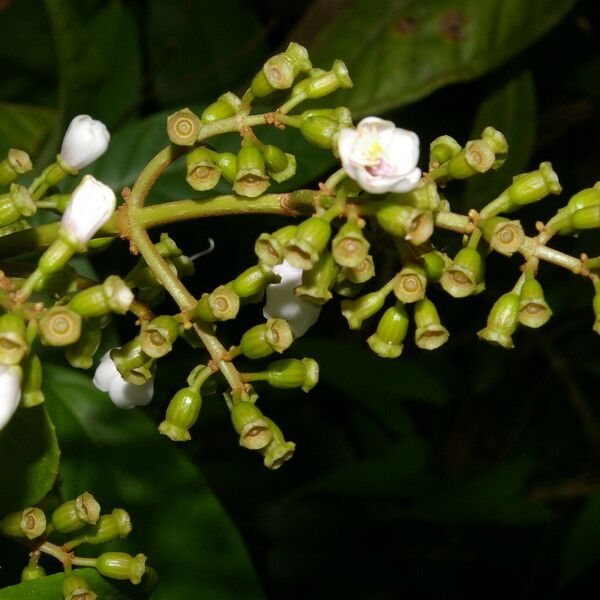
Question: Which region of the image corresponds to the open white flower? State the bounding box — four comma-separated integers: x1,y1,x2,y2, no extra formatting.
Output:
337,116,421,194
0,365,21,431
60,115,110,171
61,175,116,245
263,259,321,337
93,351,154,410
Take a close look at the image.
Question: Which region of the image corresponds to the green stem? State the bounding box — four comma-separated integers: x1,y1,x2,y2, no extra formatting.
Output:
71,556,97,567
278,92,307,115
479,193,511,220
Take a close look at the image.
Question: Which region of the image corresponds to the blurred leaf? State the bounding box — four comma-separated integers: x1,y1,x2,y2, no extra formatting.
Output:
303,0,574,116
463,70,537,209
0,103,57,158
146,0,266,107
561,492,600,584
43,365,264,600
0,405,60,515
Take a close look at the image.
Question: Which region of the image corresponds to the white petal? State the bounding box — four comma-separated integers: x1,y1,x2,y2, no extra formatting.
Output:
92,351,118,392
108,377,154,410
355,169,393,194
0,365,21,431
389,167,422,193
60,115,110,171
337,128,359,178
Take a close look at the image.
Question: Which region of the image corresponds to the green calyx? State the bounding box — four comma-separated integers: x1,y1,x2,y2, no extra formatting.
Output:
1,507,46,539
0,149,32,186
440,247,485,298
295,251,336,305
332,220,370,268
285,215,333,270
429,135,461,169
0,184,36,227
255,225,297,266
518,278,552,328
166,108,200,146
239,318,293,359
480,217,525,256
477,292,520,349
110,340,154,385
263,357,319,392
230,263,279,298
39,306,82,347
367,301,409,359
96,552,147,585
414,298,449,350
231,401,272,450
393,265,427,304
341,254,375,284
140,315,179,358
186,146,221,191
260,417,295,470
194,285,240,322
200,92,242,124
159,386,202,442
21,353,45,406
341,282,393,330
376,203,434,245
51,492,101,533
0,312,28,365
233,145,270,198
62,573,96,600
505,162,562,208
263,145,296,183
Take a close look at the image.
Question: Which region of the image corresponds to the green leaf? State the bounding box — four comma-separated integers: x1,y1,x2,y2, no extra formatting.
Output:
306,0,574,116
561,492,600,584
463,70,537,209
0,405,60,515
43,365,265,600
0,569,129,600
0,103,57,158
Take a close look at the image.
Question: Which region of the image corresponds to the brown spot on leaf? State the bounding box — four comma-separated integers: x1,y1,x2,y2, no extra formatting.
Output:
440,11,467,42
394,16,418,35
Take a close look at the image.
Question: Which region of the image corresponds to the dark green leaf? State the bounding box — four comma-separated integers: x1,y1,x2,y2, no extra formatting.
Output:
0,104,57,158
43,365,264,600
0,405,60,515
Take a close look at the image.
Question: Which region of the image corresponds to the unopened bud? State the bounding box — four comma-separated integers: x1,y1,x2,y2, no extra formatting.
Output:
481,126,508,168
200,92,242,124
0,313,28,365
285,216,332,270
39,306,82,346
0,184,36,226
570,204,600,230
477,292,520,349
376,203,434,245
342,255,375,284
186,146,221,191
96,552,146,585
300,116,342,149
140,315,179,358
230,263,279,298
440,247,485,298
233,145,270,198
21,563,46,582
214,152,238,183
231,401,272,450
332,221,370,268
392,181,441,211
239,318,293,359
302,60,352,98
341,284,392,330
1,507,46,539
414,298,449,350
62,573,97,600
81,508,131,545
367,301,409,358
51,492,101,533
447,140,496,179
194,285,240,322
159,386,202,442
255,225,297,265
261,418,295,470
518,278,552,328
295,251,336,305
263,145,296,183
0,149,32,186
429,135,461,169
69,276,133,317
167,108,200,146
264,358,319,392
419,251,448,281
505,162,561,208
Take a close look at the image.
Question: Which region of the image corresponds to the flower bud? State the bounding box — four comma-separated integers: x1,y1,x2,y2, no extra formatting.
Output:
263,145,296,183
393,265,427,303
481,126,508,168
302,59,352,98
21,354,44,407
33,265,78,295
254,225,297,265
419,251,448,281
62,573,97,600
446,140,496,179
285,216,332,270
295,251,336,305
79,508,132,545
155,232,183,258
264,358,319,392
341,284,392,330
159,386,202,442
300,116,343,149
194,285,240,322
477,292,520,349
69,276,133,317
231,401,272,450
376,203,434,245
428,135,461,169
51,492,101,533
0,364,21,430
440,247,485,298
252,42,311,97
1,507,46,539
96,552,146,585
414,298,449,350
166,108,200,146
60,175,116,246
0,184,36,226
233,145,270,198
367,301,409,358
392,180,441,212
570,205,600,230
239,318,293,359
140,315,179,358
60,115,110,171
342,254,375,284
186,146,221,191
214,152,238,184
21,563,46,582
518,278,552,328
39,306,82,347
481,217,525,256
0,149,32,186
230,263,279,298
332,221,370,268
200,92,242,123
261,418,295,470
505,162,561,207
0,312,28,365
556,186,600,235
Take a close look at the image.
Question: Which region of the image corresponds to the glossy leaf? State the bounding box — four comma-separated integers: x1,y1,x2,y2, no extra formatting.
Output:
0,103,57,158
43,365,264,600
0,405,60,515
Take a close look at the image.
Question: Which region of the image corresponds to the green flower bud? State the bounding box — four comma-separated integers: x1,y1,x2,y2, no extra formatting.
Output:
233,145,270,198
33,265,78,295
263,145,296,183
159,387,202,442
66,318,102,370
110,340,153,385
51,492,101,533
505,162,561,207
62,573,96,600
231,401,272,450
261,418,295,470
429,135,461,169
303,59,352,98
230,263,279,298
1,507,46,539
69,276,133,317
392,181,441,212
214,152,237,184
342,255,375,284
39,306,82,347
367,301,409,358
480,217,525,256
341,284,393,330
331,221,370,268
376,203,434,245
0,149,32,186
419,251,448,282
285,216,332,270
300,116,342,149
448,140,496,179
0,184,36,226
518,278,552,328
155,232,183,258
255,225,297,266
200,92,242,124
555,186,600,235
140,315,179,358
481,126,508,168
477,292,520,349
166,108,200,146
295,251,336,305
414,298,449,350
194,285,240,322
0,312,28,365
186,146,221,191
440,247,485,298
239,318,293,359
263,358,319,392
570,205,600,230
21,354,44,406
80,508,131,545
258,42,311,94
21,563,46,582
96,552,146,585
393,265,427,303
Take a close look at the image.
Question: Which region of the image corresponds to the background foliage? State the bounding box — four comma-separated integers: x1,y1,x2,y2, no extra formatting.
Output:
0,0,599,597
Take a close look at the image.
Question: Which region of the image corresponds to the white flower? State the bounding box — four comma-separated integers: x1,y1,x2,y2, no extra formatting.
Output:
61,175,116,245
60,115,110,171
263,259,321,337
0,365,21,431
337,116,421,194
93,351,153,410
